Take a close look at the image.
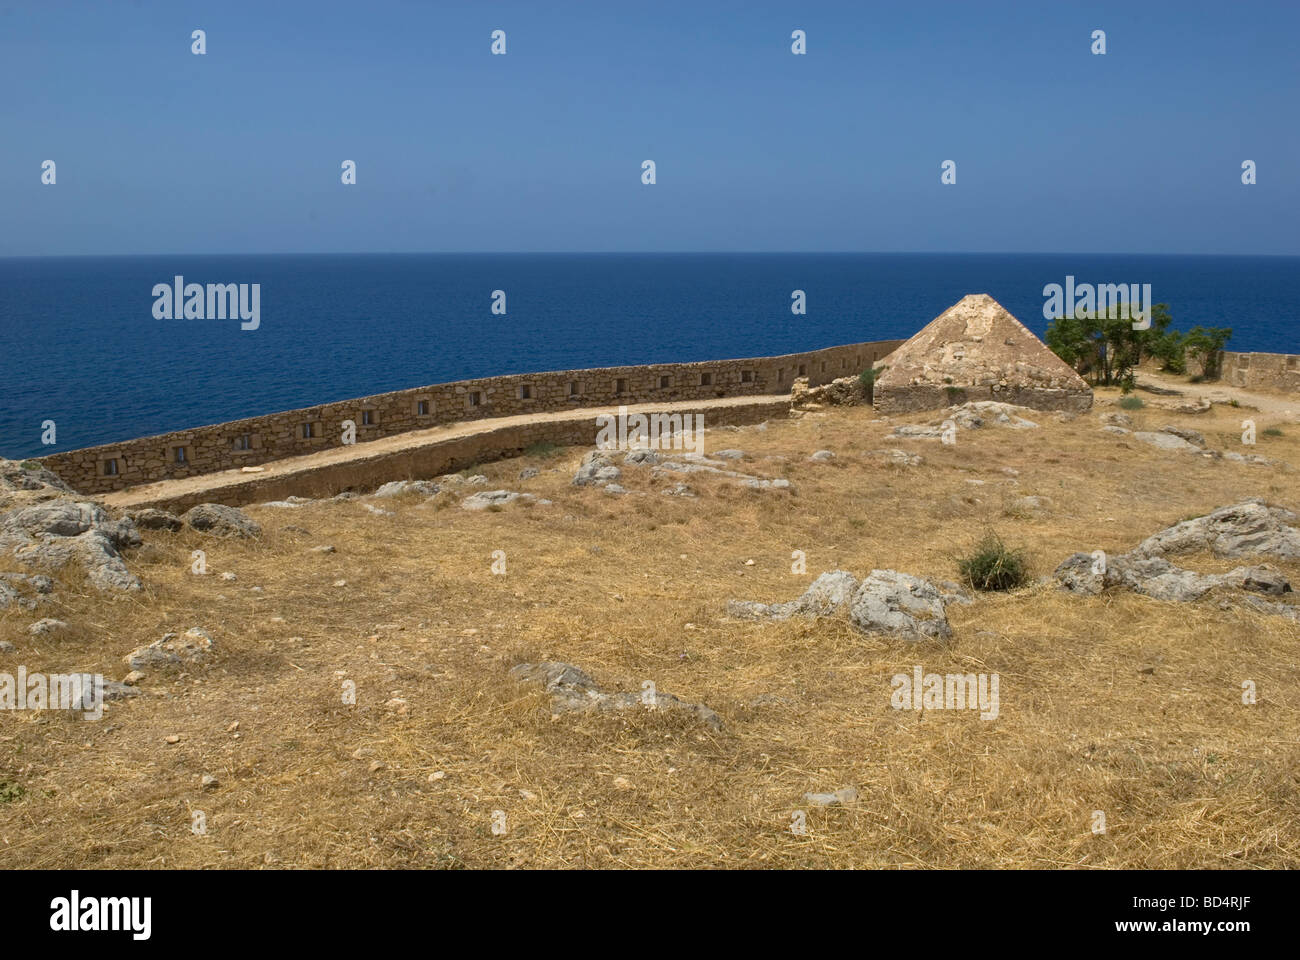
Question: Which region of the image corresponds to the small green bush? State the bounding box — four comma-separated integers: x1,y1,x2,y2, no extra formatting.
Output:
1119,396,1145,410
958,533,1029,592
859,365,887,395
524,441,560,459
1263,427,1283,438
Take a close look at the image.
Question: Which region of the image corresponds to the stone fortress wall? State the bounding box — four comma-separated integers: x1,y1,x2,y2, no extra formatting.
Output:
1220,351,1300,394
39,338,905,495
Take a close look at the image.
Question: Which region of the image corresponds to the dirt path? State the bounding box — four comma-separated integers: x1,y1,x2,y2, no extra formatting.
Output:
1136,369,1300,418
101,394,786,509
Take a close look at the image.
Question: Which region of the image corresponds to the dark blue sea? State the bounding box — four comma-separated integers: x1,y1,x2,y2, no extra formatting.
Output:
1,253,1297,459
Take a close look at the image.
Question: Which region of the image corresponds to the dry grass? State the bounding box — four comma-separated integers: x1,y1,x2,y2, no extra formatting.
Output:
2,390,1299,869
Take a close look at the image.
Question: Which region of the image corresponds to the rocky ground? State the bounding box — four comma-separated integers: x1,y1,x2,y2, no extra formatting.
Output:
1,381,1298,868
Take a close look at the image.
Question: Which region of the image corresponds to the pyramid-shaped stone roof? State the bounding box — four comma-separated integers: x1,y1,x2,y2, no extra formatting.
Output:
873,294,1093,414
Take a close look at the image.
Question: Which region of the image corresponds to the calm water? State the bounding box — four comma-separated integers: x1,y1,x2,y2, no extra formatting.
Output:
1,253,1296,459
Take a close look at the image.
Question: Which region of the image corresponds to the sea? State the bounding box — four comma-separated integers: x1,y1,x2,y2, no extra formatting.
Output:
1,252,1297,459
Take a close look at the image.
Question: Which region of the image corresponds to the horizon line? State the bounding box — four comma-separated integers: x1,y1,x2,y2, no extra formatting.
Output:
3,250,1299,260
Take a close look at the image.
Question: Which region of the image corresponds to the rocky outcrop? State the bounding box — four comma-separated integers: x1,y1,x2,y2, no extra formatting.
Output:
183,503,261,538
0,500,141,591
125,627,214,670
460,489,550,510
729,569,964,641
1054,501,1300,603
372,480,441,498
1133,500,1300,561
892,401,1039,439
127,508,184,531
571,451,622,487
510,661,724,731
0,458,77,509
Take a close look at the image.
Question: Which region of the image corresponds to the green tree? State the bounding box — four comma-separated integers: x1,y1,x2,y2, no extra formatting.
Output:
1045,302,1227,387
1183,326,1232,379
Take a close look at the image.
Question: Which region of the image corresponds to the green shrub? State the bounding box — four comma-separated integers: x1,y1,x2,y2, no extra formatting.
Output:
1263,427,1283,438
524,441,560,459
0,780,23,803
1119,396,1145,410
859,365,887,396
958,533,1029,592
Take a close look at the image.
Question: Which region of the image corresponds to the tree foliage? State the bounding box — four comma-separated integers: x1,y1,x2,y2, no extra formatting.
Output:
1045,302,1230,388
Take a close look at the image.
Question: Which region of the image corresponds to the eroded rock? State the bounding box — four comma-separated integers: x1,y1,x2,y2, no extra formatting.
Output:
510,661,723,730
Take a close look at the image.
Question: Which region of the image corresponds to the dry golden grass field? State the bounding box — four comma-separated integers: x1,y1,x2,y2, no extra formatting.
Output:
2,387,1299,869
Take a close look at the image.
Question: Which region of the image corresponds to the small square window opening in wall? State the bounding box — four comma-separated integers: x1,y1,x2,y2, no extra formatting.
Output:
569,381,580,396
469,391,482,407
777,368,785,382
416,400,430,416
103,458,119,477
235,433,252,450
174,447,187,464
302,422,316,439
700,372,712,386
361,409,374,426
659,375,671,389
798,364,807,376
615,378,627,393
518,384,532,400
741,370,753,383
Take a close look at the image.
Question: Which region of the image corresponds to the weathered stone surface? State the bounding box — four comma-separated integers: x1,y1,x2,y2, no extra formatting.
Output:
947,402,1039,430
28,618,68,636
873,294,1093,414
849,570,953,641
127,508,184,531
572,451,622,487
460,489,547,510
372,480,440,498
510,661,723,730
0,457,77,509
184,503,261,539
791,376,864,409
730,569,956,641
0,500,141,591
1160,426,1205,447
1134,431,1200,453
728,571,860,621
1134,501,1300,561
1055,502,1300,604
125,627,214,670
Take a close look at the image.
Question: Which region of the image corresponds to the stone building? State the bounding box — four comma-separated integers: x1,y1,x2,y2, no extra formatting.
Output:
872,294,1093,414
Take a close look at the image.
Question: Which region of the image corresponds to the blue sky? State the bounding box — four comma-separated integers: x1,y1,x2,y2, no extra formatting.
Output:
2,0,1296,255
